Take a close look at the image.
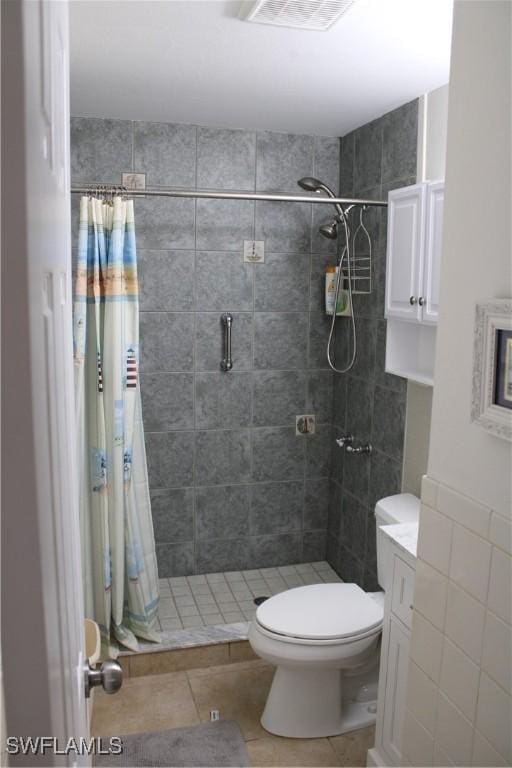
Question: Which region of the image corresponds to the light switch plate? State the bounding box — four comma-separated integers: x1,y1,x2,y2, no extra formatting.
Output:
243,240,265,263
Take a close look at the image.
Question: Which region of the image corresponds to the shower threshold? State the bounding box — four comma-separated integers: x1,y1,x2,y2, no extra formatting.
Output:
125,561,341,655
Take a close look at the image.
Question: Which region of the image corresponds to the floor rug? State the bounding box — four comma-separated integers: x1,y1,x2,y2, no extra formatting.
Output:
94,720,249,767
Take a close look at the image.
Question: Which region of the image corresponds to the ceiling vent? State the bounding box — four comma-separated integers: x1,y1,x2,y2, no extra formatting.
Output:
239,0,357,31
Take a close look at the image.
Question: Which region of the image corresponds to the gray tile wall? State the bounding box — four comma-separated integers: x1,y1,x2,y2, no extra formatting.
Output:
70,118,340,576
328,99,418,590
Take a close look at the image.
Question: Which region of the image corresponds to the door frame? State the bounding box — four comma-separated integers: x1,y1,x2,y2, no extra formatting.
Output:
1,1,89,763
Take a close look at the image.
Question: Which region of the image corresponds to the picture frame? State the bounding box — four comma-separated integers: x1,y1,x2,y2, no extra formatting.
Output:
471,299,512,441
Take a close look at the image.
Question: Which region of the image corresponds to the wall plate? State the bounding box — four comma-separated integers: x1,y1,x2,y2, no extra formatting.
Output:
243,240,265,263
296,415,316,435
122,172,146,190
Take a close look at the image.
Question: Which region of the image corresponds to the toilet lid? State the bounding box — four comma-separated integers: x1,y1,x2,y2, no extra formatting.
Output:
256,583,383,641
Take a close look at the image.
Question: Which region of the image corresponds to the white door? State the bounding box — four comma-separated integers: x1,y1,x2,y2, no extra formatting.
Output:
381,618,410,766
422,181,444,325
2,0,89,763
385,184,426,322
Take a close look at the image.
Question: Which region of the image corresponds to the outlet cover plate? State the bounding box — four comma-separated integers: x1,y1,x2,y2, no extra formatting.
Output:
243,240,265,263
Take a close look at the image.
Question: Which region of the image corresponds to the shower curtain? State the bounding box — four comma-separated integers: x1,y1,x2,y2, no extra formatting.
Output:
73,195,160,654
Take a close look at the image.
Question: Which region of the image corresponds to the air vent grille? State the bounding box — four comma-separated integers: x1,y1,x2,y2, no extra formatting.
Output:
240,0,357,31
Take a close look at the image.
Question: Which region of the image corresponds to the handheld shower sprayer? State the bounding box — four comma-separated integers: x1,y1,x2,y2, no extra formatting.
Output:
297,176,327,192
297,177,357,374
298,177,345,219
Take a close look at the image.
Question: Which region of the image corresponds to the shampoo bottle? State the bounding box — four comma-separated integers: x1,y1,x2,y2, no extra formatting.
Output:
325,266,351,316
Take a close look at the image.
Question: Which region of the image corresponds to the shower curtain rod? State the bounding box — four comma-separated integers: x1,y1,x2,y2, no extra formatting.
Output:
70,186,388,208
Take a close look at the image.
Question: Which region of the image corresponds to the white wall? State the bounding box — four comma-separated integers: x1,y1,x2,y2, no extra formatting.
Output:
403,3,512,765
427,3,511,517
402,381,433,496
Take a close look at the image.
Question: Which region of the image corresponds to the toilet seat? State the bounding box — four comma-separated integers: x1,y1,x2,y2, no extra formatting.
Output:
255,583,383,643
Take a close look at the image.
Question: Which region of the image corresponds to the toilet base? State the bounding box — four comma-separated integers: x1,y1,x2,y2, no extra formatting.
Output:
339,698,378,735
260,667,378,738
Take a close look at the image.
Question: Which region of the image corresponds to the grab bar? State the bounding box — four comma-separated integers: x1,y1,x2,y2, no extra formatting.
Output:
220,313,233,372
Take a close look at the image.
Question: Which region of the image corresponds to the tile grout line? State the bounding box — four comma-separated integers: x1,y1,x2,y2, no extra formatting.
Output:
302,140,316,563
249,134,258,500
183,672,202,724
192,126,199,576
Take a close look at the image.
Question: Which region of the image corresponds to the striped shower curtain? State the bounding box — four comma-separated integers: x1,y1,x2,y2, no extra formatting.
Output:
73,196,160,654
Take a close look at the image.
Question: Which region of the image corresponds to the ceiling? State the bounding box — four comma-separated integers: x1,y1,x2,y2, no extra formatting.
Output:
69,0,453,137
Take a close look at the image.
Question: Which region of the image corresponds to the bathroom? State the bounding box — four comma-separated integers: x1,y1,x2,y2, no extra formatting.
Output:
1,1,511,767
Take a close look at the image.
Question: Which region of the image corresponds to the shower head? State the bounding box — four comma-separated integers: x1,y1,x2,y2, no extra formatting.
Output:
319,220,339,239
297,177,326,193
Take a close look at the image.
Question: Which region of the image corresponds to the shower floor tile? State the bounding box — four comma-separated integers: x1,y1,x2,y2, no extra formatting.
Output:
155,560,340,635
122,561,340,655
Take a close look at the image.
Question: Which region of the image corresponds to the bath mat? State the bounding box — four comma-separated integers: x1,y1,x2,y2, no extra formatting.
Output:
94,720,249,767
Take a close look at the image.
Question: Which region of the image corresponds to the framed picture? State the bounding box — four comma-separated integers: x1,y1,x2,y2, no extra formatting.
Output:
471,299,512,441
494,329,512,409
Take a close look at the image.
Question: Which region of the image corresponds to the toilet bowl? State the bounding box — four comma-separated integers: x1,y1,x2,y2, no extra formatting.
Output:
248,583,384,738
248,492,421,739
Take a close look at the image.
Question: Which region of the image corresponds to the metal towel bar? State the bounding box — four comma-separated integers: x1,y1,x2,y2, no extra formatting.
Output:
220,313,233,372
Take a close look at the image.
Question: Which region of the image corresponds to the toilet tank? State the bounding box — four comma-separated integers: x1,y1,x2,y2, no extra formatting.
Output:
375,493,420,591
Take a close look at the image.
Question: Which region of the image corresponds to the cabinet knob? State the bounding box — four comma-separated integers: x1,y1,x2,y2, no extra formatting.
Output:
409,296,417,305
419,296,425,306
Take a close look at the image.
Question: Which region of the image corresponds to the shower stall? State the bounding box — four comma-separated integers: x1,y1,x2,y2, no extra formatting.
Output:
71,103,417,648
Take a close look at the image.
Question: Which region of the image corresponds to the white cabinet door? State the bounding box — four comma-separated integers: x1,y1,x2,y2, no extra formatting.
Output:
385,184,426,322
422,181,444,325
381,618,410,767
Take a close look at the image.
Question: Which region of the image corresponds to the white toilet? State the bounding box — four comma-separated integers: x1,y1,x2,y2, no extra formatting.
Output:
248,493,420,738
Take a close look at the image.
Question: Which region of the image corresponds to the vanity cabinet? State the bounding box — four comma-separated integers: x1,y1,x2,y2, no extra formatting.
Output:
384,180,444,386
380,618,410,766
367,540,416,768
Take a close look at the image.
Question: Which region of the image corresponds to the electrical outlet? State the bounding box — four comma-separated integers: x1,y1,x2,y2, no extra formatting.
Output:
243,240,265,263
296,415,315,435
209,710,220,722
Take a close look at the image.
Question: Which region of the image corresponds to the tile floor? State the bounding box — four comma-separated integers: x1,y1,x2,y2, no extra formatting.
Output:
92,658,375,767
156,561,341,631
